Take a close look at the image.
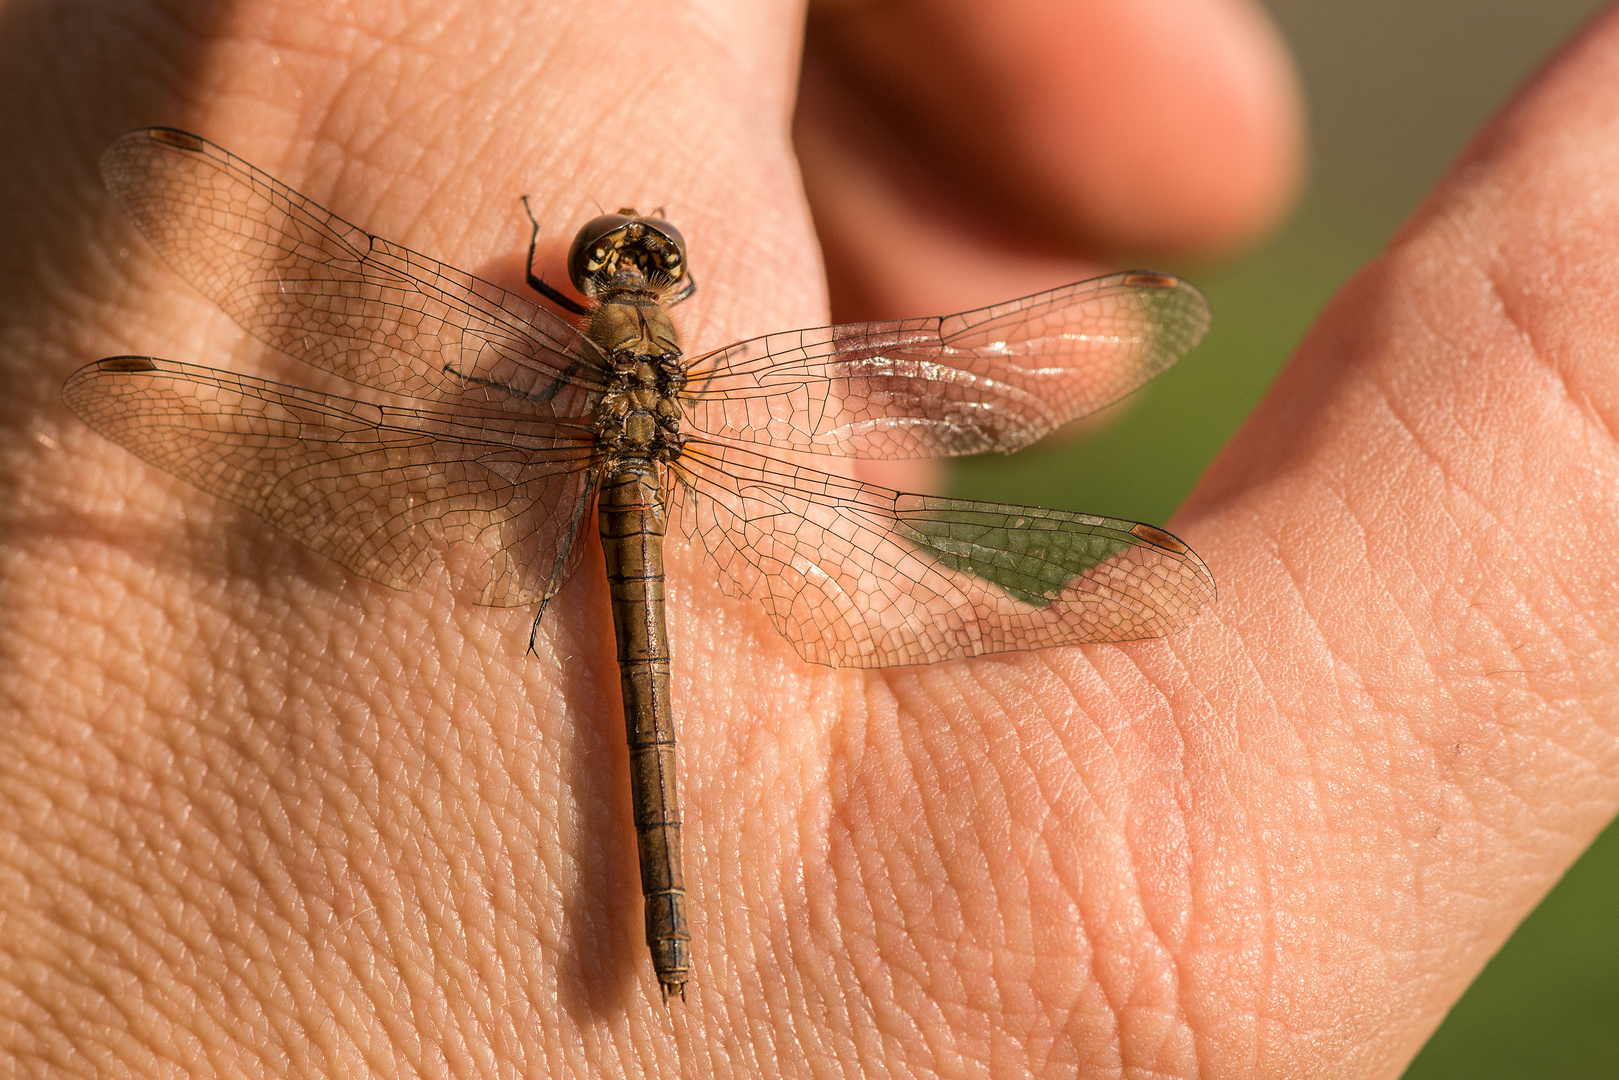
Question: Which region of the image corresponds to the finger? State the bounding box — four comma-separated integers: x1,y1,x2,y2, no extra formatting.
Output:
799,0,1303,321
1174,8,1619,1069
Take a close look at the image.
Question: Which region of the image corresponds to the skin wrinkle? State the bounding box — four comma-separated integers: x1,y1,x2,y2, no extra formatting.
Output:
1117,912,1192,1075
1185,535,1295,1060
1367,264,1614,797
998,684,1096,1027
1236,498,1340,932
1278,618,1386,954
1042,712,1120,1062
840,812,901,1080
229,776,339,1064
1300,473,1437,841
900,703,970,1012
1019,653,1115,990
908,663,1022,1050
323,782,416,1061
1122,780,1198,1071
1478,255,1619,538
57,792,197,1060
1523,316,1619,460
1475,229,1619,410
1366,342,1513,589
870,748,963,1072
1109,651,1196,912
819,676,887,1020
1437,599,1573,786
1092,688,1188,922
1020,797,1104,1055
940,666,1023,991
1394,493,1574,797
966,745,1040,1037
1055,699,1156,1077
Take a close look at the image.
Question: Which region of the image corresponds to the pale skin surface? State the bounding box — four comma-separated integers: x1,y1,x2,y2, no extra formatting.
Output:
4,0,1619,1077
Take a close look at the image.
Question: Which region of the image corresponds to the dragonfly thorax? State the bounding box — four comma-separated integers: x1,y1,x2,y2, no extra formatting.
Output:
591,328,688,461
587,293,683,367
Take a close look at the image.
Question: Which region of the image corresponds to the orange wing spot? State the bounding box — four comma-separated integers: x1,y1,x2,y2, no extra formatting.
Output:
1131,522,1188,553
100,356,159,373
148,128,205,152
1122,272,1179,290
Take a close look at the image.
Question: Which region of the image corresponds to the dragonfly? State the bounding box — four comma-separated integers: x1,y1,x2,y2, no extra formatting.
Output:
63,127,1217,1001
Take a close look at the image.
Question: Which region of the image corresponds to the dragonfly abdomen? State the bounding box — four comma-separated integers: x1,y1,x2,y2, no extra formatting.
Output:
597,459,690,1000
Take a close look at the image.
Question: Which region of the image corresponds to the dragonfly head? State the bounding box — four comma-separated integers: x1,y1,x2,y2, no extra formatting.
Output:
567,209,688,300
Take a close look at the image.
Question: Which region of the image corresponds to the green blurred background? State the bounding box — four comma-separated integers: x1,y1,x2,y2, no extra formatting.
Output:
949,1,1619,1074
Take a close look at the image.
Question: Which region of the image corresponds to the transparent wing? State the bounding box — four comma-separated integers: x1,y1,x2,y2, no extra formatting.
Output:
673,441,1215,668
102,127,602,417
683,272,1209,459
63,357,599,607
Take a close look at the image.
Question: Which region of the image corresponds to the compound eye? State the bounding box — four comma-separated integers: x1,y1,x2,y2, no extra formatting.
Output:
566,213,636,292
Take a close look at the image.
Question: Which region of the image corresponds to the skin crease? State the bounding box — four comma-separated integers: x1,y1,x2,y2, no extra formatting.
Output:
2,1,1618,1079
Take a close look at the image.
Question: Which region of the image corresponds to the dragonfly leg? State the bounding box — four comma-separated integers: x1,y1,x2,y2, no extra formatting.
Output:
664,270,696,307
521,195,589,316
441,357,589,406
527,473,597,657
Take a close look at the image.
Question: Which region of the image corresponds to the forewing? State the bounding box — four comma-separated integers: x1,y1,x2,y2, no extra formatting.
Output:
63,357,598,607
684,273,1210,459
674,442,1215,668
101,127,600,416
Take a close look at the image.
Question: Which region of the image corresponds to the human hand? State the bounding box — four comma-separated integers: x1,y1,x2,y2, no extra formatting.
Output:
13,1,1607,1078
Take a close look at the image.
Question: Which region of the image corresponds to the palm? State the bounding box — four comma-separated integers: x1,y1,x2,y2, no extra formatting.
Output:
4,2,1618,1078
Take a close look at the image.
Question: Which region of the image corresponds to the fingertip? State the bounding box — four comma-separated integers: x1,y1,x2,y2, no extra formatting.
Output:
810,0,1305,257
988,0,1306,254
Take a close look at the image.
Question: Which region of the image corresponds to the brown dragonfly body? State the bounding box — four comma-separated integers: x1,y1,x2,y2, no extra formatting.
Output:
65,128,1218,1002
572,216,699,995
